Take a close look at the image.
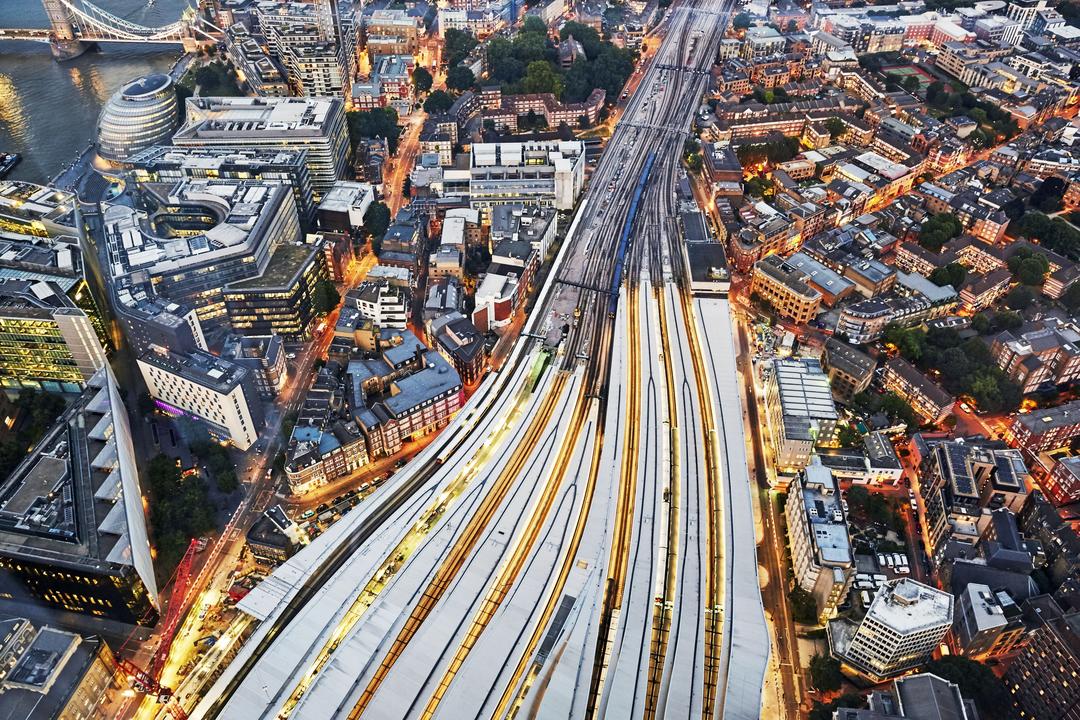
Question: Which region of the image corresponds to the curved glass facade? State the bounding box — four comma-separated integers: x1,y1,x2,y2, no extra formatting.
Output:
97,74,179,163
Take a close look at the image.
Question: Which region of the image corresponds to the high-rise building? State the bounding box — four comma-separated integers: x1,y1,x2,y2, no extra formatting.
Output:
764,358,839,478
785,457,854,622
173,97,350,198
952,583,1026,659
0,279,107,391
0,181,79,241
127,145,316,227
0,367,159,625
138,348,266,450
0,620,119,718
223,241,329,341
834,673,981,720
102,179,302,325
831,579,953,682
1005,595,1080,720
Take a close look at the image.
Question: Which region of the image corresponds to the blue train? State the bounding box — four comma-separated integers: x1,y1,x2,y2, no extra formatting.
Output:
608,152,657,317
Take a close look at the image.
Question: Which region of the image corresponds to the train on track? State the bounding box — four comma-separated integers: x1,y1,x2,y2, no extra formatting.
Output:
608,151,657,317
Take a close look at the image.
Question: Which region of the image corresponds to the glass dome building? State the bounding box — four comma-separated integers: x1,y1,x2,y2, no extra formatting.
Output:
97,74,179,164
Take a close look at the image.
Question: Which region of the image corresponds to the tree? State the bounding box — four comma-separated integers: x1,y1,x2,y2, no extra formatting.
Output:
446,65,475,92
903,75,921,93
143,454,216,577
786,19,798,32
311,279,341,315
521,60,564,96
362,201,392,253
733,12,753,30
923,657,1012,720
1004,285,1035,310
444,28,478,67
423,90,454,114
918,212,963,252
788,584,818,624
559,21,602,60
926,80,945,102
928,262,967,289
1008,247,1050,286
412,66,433,94
522,15,548,35
686,153,703,173
809,654,843,693
837,424,863,447
825,116,846,139
346,107,401,154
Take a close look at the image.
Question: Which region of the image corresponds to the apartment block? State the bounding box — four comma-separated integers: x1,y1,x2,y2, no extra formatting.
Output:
785,458,855,622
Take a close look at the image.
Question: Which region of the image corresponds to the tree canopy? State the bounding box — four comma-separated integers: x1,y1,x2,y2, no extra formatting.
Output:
363,201,392,253
446,65,475,92
928,262,967,289
346,108,401,154
918,212,963,252
311,279,341,315
412,66,433,94
444,29,478,67
144,453,216,578
423,89,454,114
1016,211,1080,260
1008,246,1050,286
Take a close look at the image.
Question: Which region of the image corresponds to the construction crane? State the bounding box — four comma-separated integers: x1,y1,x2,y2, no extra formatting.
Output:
118,538,200,720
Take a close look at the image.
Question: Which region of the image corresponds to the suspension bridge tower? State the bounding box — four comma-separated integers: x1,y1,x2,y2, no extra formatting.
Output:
41,0,88,60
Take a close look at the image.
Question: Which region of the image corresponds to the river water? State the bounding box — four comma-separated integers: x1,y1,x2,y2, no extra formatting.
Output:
0,1,186,184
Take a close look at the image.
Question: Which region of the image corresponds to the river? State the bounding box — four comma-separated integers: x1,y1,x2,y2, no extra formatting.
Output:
0,0,187,184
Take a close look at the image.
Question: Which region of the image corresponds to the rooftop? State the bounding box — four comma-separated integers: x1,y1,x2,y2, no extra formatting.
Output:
0,368,156,600
865,579,953,633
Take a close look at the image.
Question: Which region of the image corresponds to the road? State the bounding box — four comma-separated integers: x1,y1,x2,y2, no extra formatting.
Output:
185,0,769,717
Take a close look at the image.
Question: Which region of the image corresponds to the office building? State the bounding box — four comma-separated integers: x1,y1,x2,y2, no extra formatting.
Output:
952,583,1026,659
750,255,823,325
430,312,486,386
0,181,79,241
1010,399,1080,452
785,458,854,622
112,292,207,357
919,438,1030,566
348,281,408,330
821,337,875,404
1005,595,1080,720
0,620,118,719
96,74,178,163
0,277,106,393
469,141,585,214
0,367,158,625
833,673,981,720
174,96,350,198
138,348,265,450
223,241,329,341
831,579,953,682
102,179,302,325
318,181,375,233
765,358,839,477
127,145,316,227
221,333,288,398
881,357,954,424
